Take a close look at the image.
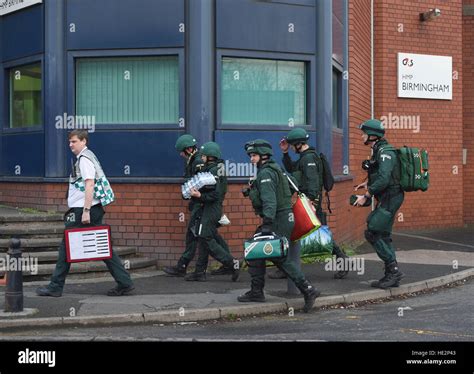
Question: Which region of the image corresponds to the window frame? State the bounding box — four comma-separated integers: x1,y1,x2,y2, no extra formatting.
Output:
332,58,349,178
216,49,315,131
2,54,44,134
332,61,343,132
67,48,185,130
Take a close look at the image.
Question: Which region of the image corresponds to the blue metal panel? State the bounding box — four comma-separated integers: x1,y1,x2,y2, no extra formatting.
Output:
0,15,3,61
0,17,3,173
67,0,185,50
271,0,315,5
44,0,67,178
215,130,316,175
216,0,315,54
84,131,184,177
186,0,214,144
1,4,43,62
1,133,44,176
316,0,333,164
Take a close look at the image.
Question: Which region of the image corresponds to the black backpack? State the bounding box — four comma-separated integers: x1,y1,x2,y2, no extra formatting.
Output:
316,153,335,213
319,153,334,192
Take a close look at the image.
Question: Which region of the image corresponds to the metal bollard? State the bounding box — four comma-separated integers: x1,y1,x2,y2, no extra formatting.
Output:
4,238,23,312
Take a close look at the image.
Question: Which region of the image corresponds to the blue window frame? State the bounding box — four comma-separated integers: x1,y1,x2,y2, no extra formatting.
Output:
217,50,315,131
333,66,342,129
67,48,185,130
2,55,44,133
221,57,307,126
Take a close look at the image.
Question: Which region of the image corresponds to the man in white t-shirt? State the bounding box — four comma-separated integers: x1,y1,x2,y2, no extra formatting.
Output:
36,130,134,297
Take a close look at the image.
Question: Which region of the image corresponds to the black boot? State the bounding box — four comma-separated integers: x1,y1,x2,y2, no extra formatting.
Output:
237,289,265,302
297,280,321,313
210,265,233,276
371,264,389,288
185,271,207,281
371,261,403,289
332,245,349,279
163,260,187,277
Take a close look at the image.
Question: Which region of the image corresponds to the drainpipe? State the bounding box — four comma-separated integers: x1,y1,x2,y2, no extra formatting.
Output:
371,0,375,211
371,0,374,119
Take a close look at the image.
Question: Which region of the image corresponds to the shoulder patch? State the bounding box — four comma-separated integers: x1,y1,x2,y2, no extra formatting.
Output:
380,154,392,162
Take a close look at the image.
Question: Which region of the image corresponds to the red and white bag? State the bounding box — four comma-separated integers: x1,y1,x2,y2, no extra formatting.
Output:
286,175,321,241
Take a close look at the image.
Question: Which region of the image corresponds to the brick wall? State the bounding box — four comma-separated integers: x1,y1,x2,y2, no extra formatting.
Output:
345,0,374,243
373,0,464,229
0,183,66,212
0,178,364,265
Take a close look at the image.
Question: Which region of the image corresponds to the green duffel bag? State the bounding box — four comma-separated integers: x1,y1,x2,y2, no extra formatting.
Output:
244,234,289,262
367,207,393,233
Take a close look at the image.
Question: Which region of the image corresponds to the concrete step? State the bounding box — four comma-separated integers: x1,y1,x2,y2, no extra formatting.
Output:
0,222,65,238
0,237,62,250
9,257,157,278
0,207,158,283
0,213,63,224
0,246,137,263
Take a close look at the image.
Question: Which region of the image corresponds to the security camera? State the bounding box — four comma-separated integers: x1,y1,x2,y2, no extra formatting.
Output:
419,8,441,21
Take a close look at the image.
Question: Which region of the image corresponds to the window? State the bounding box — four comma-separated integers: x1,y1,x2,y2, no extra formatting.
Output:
332,68,342,129
9,63,42,128
222,57,306,126
332,66,344,175
76,56,179,125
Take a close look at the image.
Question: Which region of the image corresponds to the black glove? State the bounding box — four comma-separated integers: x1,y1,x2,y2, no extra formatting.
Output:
259,217,274,235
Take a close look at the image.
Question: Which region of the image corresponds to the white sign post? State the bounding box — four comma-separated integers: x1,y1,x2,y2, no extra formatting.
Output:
398,53,452,100
0,0,42,16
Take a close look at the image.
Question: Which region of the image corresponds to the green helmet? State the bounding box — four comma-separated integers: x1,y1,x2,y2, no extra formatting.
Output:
359,119,385,138
175,134,197,152
200,142,221,159
244,139,273,156
286,128,309,145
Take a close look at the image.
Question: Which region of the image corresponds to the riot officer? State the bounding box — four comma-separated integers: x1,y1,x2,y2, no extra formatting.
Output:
353,119,404,288
185,141,240,282
163,135,232,277
238,139,319,313
280,128,349,279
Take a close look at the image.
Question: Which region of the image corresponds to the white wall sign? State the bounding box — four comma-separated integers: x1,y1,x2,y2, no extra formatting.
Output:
0,0,42,16
398,52,452,100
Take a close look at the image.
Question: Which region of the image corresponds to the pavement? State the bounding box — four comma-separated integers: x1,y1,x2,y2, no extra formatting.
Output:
0,225,472,330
